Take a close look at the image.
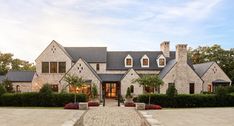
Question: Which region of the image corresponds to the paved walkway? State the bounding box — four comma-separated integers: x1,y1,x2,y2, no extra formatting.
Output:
0,108,85,126
82,107,143,126
147,107,234,126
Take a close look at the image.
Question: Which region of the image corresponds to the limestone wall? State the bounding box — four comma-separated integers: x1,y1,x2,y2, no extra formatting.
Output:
12,82,32,92
121,69,143,97
202,63,231,92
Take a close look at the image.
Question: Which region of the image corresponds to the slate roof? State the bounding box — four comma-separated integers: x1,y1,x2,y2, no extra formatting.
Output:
106,51,175,70
98,74,124,82
0,75,5,83
64,47,107,63
212,79,230,84
6,71,35,82
193,62,215,77
159,59,177,79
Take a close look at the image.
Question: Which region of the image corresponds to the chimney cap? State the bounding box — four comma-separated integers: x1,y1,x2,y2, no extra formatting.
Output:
160,41,170,45
176,44,187,48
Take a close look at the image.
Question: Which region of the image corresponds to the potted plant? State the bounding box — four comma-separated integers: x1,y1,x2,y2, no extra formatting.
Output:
125,87,133,103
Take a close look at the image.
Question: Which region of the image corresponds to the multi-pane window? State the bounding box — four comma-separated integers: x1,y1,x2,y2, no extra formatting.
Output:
189,83,195,94
42,62,49,73
143,59,149,66
168,83,175,87
50,62,57,73
59,62,66,73
126,59,132,66
96,64,100,71
159,58,165,66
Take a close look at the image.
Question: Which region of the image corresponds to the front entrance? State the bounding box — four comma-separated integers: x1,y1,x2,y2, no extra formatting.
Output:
103,83,117,98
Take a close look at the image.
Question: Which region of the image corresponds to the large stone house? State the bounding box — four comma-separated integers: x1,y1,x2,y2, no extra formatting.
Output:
28,40,231,98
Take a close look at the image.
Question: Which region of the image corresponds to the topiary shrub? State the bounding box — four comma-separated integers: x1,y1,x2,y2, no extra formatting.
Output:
39,83,53,95
166,86,178,97
91,84,98,99
125,87,132,98
215,86,228,97
0,85,7,96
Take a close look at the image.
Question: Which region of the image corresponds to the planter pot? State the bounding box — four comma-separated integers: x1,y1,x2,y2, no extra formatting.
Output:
125,97,133,103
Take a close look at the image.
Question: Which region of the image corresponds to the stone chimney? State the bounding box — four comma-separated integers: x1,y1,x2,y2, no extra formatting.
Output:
176,44,188,63
160,41,170,57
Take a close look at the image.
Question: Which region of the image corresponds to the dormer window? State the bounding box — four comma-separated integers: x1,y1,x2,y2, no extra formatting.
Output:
157,55,166,67
141,54,149,67
159,58,165,66
125,54,133,67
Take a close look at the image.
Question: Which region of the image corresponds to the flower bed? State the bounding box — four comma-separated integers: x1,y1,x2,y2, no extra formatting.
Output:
124,102,136,107
145,104,162,110
88,101,100,107
64,102,79,109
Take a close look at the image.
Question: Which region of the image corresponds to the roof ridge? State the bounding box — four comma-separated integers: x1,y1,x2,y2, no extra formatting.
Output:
193,61,215,66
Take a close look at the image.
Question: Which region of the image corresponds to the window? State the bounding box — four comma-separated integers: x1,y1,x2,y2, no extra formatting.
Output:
159,58,165,66
168,83,175,87
51,84,58,92
59,62,66,73
16,85,20,93
143,59,148,66
126,59,132,65
189,83,195,94
42,62,49,73
96,64,100,71
130,85,134,93
208,84,212,92
50,62,57,73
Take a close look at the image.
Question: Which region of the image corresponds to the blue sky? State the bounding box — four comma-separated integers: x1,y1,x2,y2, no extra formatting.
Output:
0,0,233,62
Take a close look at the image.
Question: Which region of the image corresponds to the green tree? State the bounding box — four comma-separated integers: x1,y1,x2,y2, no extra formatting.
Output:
166,86,178,97
0,84,7,95
0,53,13,75
39,83,53,95
64,74,85,103
132,75,163,104
125,87,132,98
0,52,35,75
2,79,14,93
188,45,234,84
91,84,98,99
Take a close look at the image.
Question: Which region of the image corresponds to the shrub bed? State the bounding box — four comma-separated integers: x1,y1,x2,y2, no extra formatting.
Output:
0,92,87,107
137,94,234,108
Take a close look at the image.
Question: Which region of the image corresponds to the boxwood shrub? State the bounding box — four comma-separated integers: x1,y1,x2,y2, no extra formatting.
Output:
137,94,234,108
0,92,87,107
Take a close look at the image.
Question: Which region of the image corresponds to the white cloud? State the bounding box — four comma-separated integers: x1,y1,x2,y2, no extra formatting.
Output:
0,0,224,62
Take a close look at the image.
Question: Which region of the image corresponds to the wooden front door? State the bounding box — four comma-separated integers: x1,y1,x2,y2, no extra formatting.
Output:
103,83,118,98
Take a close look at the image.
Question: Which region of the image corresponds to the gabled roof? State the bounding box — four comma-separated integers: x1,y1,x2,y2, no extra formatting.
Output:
0,75,5,83
98,74,124,82
159,59,177,79
107,51,175,70
193,62,215,77
64,47,107,63
6,71,35,82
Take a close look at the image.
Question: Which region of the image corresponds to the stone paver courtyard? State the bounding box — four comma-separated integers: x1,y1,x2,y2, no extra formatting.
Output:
147,107,234,126
0,108,85,126
82,107,143,126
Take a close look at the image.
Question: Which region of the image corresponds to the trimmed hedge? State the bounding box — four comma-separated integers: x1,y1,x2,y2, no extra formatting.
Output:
0,92,87,107
137,94,234,108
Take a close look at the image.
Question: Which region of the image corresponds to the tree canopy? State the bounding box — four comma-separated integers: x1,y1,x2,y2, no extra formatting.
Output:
0,52,35,75
188,44,234,83
133,75,164,92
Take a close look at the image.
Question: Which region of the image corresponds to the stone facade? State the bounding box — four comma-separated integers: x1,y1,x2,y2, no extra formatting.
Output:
60,58,101,95
32,41,72,91
202,62,231,92
30,40,231,97
121,69,143,96
12,82,32,92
